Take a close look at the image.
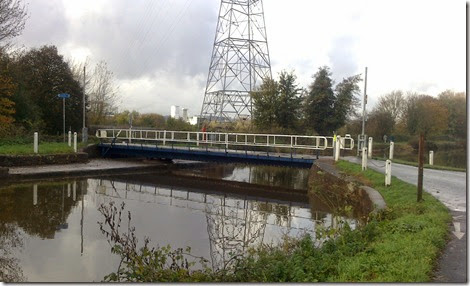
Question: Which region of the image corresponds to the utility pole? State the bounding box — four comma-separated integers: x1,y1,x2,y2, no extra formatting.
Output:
82,65,88,143
357,67,368,156
362,67,368,136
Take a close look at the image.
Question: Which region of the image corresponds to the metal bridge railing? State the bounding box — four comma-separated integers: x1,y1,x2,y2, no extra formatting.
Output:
96,128,354,151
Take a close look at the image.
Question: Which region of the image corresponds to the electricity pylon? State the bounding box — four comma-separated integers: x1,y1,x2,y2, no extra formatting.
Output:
200,0,272,123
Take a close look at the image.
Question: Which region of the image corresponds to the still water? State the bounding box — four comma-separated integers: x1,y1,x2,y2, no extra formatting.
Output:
0,164,354,282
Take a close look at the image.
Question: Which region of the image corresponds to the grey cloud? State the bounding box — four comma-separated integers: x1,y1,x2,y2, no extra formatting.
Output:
328,35,358,82
68,0,218,80
15,0,69,48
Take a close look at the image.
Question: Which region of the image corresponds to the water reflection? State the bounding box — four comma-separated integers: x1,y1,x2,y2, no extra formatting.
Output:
176,164,310,190
0,169,355,282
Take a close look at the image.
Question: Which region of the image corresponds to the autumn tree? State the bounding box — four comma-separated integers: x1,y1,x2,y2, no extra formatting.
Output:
404,94,448,138
135,113,165,129
0,0,28,44
438,90,466,139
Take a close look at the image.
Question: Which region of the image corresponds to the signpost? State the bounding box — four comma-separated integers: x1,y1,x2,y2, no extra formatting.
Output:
58,93,70,142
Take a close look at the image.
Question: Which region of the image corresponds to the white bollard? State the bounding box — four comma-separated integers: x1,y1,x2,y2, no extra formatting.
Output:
68,131,72,147
389,141,394,160
385,160,392,186
33,184,38,205
368,137,373,158
34,132,38,154
362,147,368,170
429,151,434,165
73,132,77,152
334,135,341,161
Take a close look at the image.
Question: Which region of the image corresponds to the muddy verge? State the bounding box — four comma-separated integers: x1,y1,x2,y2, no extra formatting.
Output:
309,158,386,222
0,152,89,167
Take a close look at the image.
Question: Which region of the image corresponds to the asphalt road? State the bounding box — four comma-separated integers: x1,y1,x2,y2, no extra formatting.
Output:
343,156,466,212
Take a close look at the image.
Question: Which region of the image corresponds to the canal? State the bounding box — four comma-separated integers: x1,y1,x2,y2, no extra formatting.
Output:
0,164,356,282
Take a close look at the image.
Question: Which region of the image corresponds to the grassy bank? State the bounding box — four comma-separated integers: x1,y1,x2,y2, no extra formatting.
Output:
331,160,450,281
98,160,451,282
0,142,87,155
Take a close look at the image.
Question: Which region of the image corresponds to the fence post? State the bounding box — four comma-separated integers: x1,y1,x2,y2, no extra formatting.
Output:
73,132,77,152
34,132,39,154
362,147,368,170
429,151,434,165
196,132,200,146
225,133,229,149
368,137,373,158
68,131,72,146
385,159,392,186
389,141,394,160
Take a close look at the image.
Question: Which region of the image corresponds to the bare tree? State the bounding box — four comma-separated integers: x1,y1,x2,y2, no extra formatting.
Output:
88,61,120,125
375,90,406,123
0,0,28,43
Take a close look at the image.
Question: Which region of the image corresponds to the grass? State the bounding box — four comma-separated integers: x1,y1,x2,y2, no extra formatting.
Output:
0,142,88,155
332,160,451,282
372,156,466,172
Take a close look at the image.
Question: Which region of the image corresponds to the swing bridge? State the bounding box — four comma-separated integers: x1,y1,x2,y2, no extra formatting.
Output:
96,129,354,168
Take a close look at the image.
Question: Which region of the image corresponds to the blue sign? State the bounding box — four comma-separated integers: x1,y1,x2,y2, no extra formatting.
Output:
58,93,70,99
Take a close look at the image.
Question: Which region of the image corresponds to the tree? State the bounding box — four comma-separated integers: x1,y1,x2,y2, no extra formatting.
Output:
365,110,394,139
276,71,302,132
0,51,15,134
438,90,466,139
304,66,361,135
333,74,361,129
135,113,165,129
404,94,448,137
304,66,335,135
251,77,279,131
375,90,406,125
0,0,28,43
88,61,119,125
12,45,83,134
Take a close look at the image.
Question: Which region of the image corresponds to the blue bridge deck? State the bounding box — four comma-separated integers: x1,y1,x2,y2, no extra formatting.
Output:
99,143,316,168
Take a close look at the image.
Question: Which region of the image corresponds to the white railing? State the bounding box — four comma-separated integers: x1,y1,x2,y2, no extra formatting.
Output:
95,129,354,151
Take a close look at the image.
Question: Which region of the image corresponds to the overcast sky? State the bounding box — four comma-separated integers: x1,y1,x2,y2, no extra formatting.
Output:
13,0,466,117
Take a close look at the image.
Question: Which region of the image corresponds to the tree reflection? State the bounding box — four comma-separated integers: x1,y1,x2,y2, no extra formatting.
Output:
250,165,309,189
0,180,88,282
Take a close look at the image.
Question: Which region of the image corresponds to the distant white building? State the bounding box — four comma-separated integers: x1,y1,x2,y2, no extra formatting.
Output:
170,105,180,119
188,116,199,125
182,108,188,121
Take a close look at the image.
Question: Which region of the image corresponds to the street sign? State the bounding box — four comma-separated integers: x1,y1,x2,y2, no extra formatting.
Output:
58,93,70,98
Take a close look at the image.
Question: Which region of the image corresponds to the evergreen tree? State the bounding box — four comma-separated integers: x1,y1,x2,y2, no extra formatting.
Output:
304,66,335,135
276,71,302,132
251,78,279,131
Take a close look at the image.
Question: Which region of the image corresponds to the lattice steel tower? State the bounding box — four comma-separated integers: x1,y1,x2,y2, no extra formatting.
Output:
200,0,272,122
